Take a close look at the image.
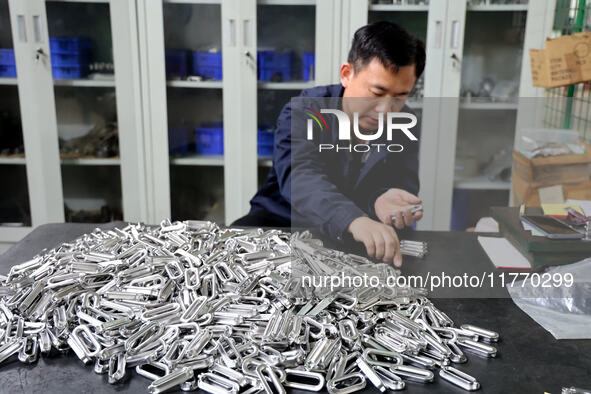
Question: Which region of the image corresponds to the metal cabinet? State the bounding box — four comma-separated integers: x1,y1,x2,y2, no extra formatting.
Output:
140,0,336,226
0,0,36,249
1,0,146,251
354,0,557,230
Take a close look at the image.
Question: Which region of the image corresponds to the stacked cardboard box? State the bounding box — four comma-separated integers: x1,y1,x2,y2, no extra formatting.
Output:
512,144,591,205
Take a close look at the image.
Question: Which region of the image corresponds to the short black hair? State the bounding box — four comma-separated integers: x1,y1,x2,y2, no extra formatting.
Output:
347,21,426,78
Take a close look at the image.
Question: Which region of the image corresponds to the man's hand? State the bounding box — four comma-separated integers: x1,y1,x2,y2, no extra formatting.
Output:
347,216,402,267
375,188,423,230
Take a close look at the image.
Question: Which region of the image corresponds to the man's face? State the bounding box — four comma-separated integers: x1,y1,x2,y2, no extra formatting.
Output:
341,58,417,133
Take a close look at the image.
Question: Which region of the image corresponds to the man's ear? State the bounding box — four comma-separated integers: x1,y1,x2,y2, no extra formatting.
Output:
340,62,354,88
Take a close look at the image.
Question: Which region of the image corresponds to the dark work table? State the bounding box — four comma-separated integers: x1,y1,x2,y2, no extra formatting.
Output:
0,223,589,394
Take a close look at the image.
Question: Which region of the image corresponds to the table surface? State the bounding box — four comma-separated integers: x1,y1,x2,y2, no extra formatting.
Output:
0,223,589,394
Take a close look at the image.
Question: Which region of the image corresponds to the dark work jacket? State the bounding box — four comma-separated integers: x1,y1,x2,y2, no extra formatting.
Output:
250,84,420,241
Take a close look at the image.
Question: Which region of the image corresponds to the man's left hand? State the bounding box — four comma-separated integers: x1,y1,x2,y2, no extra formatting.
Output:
375,188,423,230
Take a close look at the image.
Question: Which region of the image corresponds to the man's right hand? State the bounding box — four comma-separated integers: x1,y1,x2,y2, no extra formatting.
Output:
347,216,402,267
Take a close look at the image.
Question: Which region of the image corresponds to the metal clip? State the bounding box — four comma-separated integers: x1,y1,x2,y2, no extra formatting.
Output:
327,372,366,394
439,365,480,391
148,367,193,394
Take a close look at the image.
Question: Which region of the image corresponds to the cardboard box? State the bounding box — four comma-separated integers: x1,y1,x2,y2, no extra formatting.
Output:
512,171,591,206
530,32,591,88
512,144,591,184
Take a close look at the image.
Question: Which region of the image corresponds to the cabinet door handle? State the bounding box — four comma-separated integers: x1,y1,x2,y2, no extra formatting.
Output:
227,18,236,47
17,14,27,43
450,20,460,49
33,15,43,43
434,20,442,49
243,18,252,47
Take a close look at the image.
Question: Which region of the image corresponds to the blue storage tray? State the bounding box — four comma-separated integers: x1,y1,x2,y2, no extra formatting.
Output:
0,65,16,78
194,65,222,80
165,50,189,77
302,52,315,81
193,52,222,67
192,52,222,80
52,64,89,79
169,127,191,155
257,50,292,68
0,49,15,66
49,37,93,54
257,129,274,156
257,50,293,81
51,52,92,67
195,126,223,155
259,67,291,82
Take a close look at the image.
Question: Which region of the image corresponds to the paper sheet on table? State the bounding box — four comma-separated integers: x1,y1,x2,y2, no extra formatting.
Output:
566,199,591,216
477,236,532,269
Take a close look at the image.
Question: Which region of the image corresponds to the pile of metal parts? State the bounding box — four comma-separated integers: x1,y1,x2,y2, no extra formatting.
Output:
59,122,119,158
0,221,499,393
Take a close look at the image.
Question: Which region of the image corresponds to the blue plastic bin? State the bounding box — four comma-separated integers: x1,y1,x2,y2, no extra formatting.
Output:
257,50,292,82
0,65,16,78
193,52,222,67
192,51,222,80
48,37,93,80
195,125,223,155
169,127,191,155
0,49,15,65
52,65,89,79
257,129,274,156
51,52,91,67
49,37,92,54
258,50,292,68
195,65,222,80
165,50,189,77
302,52,315,81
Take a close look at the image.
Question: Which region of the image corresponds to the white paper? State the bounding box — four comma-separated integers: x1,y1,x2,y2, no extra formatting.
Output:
538,184,565,204
473,217,499,233
477,236,532,269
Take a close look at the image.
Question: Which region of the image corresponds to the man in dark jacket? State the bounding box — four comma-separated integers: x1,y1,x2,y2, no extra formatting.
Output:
234,21,425,267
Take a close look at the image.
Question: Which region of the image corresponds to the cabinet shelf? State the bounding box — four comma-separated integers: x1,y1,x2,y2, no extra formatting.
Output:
170,155,224,166
369,4,429,11
455,176,511,190
163,0,221,4
46,0,109,3
258,81,315,90
258,156,273,167
257,0,316,5
54,79,115,87
0,78,17,85
60,157,120,166
460,102,518,110
467,4,528,11
0,157,26,165
167,80,223,89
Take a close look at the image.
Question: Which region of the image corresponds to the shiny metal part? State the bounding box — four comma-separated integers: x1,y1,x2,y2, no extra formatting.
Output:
0,220,499,393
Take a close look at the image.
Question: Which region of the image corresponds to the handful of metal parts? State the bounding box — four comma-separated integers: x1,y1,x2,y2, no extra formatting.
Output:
0,220,499,393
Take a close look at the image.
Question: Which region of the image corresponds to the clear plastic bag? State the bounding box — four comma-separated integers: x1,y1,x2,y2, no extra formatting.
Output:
507,258,591,339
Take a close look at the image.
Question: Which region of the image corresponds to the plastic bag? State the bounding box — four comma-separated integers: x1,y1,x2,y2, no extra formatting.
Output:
507,258,591,339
